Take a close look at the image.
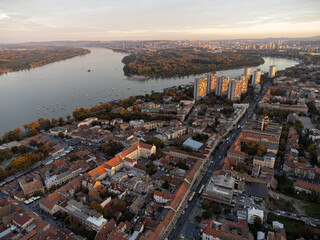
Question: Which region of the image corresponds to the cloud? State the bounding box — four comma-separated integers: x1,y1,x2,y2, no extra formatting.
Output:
0,13,11,20
0,0,320,42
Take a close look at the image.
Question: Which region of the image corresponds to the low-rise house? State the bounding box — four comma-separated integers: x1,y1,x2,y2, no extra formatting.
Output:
49,127,67,136
294,180,320,194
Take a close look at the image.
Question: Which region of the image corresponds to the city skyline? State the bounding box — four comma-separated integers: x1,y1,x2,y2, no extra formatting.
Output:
1,0,320,43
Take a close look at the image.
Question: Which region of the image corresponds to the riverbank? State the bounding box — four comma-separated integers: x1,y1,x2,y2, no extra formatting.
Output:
0,48,298,135
122,48,264,78
0,47,91,75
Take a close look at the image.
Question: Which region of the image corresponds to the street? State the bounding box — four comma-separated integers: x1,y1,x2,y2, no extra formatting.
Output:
169,82,271,240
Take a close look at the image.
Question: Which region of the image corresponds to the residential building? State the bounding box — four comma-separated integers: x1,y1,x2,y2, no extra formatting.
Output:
88,142,156,179
294,180,320,194
239,75,248,93
244,67,251,77
253,153,276,169
269,65,276,78
60,199,108,231
252,69,261,85
194,77,207,100
247,208,264,224
215,76,230,96
203,174,235,205
207,73,217,94
227,79,241,101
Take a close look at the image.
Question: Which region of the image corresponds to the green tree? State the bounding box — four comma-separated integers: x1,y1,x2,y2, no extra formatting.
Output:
58,132,65,139
146,162,156,175
195,215,203,223
254,216,263,231
213,202,221,215
162,180,170,189
202,209,212,219
202,200,210,210
0,167,7,181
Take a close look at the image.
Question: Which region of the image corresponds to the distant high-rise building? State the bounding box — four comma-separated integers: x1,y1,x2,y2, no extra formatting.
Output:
227,79,241,101
207,73,217,94
278,40,282,48
215,76,230,96
268,65,276,78
244,67,251,77
252,69,261,85
239,75,248,93
194,77,207,100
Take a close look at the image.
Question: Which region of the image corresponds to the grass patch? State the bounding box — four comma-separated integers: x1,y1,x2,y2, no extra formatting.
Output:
254,199,262,206
303,202,320,219
267,213,314,240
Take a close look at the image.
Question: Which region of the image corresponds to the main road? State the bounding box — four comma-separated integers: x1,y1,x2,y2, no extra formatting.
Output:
169,81,271,240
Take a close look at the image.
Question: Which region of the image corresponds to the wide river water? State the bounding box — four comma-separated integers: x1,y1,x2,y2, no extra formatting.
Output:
0,48,298,134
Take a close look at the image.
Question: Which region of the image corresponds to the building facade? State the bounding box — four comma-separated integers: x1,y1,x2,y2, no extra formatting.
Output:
268,65,276,78
194,77,208,100
252,69,261,85
215,76,230,96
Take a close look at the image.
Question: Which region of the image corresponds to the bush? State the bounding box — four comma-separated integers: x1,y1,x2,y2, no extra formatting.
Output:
195,215,203,223
202,209,212,219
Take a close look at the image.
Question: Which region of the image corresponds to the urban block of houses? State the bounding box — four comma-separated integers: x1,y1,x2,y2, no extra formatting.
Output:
88,141,156,180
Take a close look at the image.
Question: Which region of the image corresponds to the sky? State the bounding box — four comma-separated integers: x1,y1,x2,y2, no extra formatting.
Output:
0,0,320,43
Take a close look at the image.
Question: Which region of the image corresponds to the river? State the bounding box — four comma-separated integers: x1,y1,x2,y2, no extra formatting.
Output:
0,48,298,134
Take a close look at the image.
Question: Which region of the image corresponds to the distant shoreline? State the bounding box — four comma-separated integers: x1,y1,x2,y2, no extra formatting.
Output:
0,47,91,75
121,48,265,78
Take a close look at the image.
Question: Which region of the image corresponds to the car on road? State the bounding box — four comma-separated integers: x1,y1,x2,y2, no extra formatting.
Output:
182,211,185,215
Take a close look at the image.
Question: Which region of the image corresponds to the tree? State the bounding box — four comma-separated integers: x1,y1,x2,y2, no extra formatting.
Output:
0,149,13,162
202,200,210,210
99,141,122,157
162,180,170,189
73,107,91,121
58,117,65,126
69,154,80,162
29,128,38,136
29,140,38,147
146,162,156,175
37,144,50,156
18,145,28,154
90,201,103,213
254,216,263,231
0,167,7,181
224,207,231,215
202,209,212,219
99,189,109,199
213,202,221,215
58,132,65,139
195,215,203,223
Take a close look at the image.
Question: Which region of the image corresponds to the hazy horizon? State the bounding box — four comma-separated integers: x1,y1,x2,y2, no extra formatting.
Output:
1,0,320,43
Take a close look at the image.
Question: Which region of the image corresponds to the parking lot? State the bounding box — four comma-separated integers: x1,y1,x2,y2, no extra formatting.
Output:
230,189,264,213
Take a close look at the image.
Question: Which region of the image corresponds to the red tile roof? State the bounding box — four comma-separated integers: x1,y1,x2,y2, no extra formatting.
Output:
88,164,107,179
40,191,67,210
153,190,172,200
295,180,320,193
13,213,32,226
94,219,116,240
203,227,221,238
170,181,190,211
